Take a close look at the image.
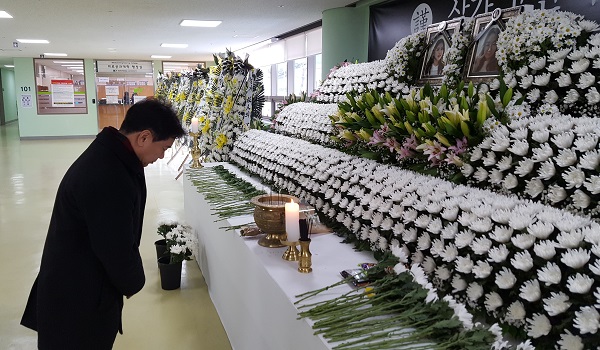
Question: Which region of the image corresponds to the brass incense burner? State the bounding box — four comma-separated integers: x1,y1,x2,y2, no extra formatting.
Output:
250,194,299,248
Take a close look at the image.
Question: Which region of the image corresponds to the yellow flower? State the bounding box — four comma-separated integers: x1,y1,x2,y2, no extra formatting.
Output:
224,95,234,115
364,286,375,298
215,133,228,149
202,120,211,134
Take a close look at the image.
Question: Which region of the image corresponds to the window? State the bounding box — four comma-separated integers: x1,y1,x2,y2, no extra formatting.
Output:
276,63,287,96
34,58,87,114
261,65,272,96
293,58,307,95
314,54,322,90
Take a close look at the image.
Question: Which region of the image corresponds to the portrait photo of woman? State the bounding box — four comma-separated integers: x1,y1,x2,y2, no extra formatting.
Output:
423,38,446,77
470,26,500,75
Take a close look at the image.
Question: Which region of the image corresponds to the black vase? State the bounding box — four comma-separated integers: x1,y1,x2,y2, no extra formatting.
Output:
155,239,168,259
157,256,182,290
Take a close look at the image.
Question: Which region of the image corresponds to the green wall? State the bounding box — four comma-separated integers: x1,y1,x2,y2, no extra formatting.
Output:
14,58,98,138
322,6,369,81
1,68,17,123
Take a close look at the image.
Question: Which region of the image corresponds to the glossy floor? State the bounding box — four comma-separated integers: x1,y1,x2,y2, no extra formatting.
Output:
0,122,232,350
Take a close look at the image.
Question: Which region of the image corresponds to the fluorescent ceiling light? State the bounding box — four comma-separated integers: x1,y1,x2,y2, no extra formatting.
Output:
164,62,196,66
53,60,82,64
4,65,14,68
0,11,12,18
61,64,82,66
17,39,49,44
161,43,188,48
179,20,221,27
67,66,83,69
44,53,67,57
151,55,172,59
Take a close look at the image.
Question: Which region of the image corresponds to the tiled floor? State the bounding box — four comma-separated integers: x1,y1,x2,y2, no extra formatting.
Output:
0,122,231,349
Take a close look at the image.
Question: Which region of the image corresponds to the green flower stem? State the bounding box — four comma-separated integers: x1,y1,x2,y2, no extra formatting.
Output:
294,278,351,304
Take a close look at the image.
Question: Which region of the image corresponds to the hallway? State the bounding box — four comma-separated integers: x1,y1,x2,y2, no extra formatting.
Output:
0,122,231,349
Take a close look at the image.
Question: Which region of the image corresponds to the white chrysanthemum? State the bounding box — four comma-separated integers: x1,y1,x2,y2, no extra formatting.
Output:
466,282,484,301
568,273,594,294
555,149,578,167
422,256,436,274
546,59,564,73
455,230,475,249
510,234,535,250
471,236,493,255
575,133,599,152
524,179,544,198
505,300,526,323
526,313,551,338
547,185,567,204
402,227,417,242
435,265,451,281
519,279,541,302
576,72,596,89
543,291,571,316
473,260,493,279
452,275,467,292
574,306,600,334
503,174,519,190
569,58,591,74
527,221,554,239
439,243,458,263
485,292,503,312
537,160,556,180
564,89,580,104
572,190,591,209
509,211,536,230
487,244,509,264
538,262,562,286
586,86,600,104
557,72,572,87
531,129,550,143
454,255,474,274
551,131,575,149
496,267,517,289
579,150,600,170
563,167,586,189
489,226,513,243
557,329,584,350
496,155,513,171
544,90,559,104
533,72,551,86
534,241,557,260
561,248,590,269
511,251,534,271
508,139,529,156
491,209,512,225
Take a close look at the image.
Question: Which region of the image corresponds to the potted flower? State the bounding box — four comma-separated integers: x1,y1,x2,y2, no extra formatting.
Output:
157,224,196,290
155,222,178,259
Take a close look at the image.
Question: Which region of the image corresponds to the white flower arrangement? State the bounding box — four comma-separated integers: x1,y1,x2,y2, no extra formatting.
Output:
441,18,474,88
313,60,392,103
384,30,426,93
272,102,336,145
231,128,600,348
163,224,197,264
497,9,600,115
462,107,600,219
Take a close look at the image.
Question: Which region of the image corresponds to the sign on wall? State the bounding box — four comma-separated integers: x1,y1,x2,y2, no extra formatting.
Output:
96,60,153,74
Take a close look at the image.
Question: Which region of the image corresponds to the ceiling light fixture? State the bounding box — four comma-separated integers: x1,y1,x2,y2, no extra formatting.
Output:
179,20,221,27
161,43,188,48
53,61,82,64
44,53,68,57
151,55,172,59
17,39,49,44
0,11,13,18
4,65,14,68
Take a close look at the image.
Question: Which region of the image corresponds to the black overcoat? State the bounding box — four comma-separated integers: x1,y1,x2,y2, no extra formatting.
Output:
21,127,146,349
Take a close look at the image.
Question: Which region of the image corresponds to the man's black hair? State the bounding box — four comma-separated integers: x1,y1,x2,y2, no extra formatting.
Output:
120,98,185,141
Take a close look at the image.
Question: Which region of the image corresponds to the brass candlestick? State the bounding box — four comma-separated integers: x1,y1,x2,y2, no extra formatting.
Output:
298,239,312,273
189,131,202,169
280,240,300,261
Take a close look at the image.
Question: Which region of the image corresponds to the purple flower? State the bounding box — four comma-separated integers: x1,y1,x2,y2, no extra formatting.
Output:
384,138,401,153
398,146,415,159
403,134,419,150
448,137,468,156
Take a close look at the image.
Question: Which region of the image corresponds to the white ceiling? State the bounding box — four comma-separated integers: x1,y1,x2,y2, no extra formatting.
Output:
0,0,355,68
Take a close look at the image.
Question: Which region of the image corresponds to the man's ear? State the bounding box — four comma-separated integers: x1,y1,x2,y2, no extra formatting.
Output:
136,130,153,147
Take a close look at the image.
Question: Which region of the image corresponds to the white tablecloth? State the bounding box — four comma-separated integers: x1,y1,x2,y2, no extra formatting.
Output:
183,165,376,350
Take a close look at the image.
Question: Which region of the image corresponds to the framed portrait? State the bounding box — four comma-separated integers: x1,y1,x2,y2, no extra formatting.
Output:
464,7,522,83
417,19,462,85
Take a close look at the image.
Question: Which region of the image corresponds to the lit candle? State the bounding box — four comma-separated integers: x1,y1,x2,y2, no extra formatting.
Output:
285,200,300,242
191,117,199,133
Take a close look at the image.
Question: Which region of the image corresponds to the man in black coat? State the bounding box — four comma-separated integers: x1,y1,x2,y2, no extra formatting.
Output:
21,98,185,349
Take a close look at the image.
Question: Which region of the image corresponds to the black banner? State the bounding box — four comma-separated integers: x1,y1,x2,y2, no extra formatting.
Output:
369,0,600,61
